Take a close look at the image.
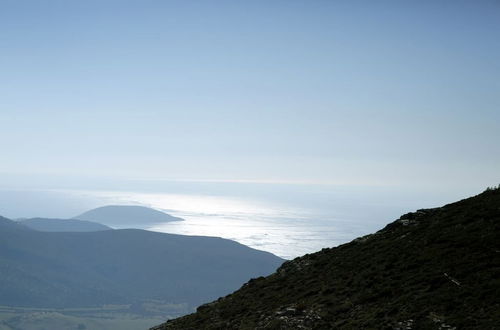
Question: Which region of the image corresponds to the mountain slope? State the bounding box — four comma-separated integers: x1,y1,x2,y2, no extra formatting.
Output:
154,188,500,329
18,217,112,232
0,216,30,231
0,217,283,310
74,205,183,227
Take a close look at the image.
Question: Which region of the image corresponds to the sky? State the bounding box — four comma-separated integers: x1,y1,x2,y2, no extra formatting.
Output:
0,0,499,194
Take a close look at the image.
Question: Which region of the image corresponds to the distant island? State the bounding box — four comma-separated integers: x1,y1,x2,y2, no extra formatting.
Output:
18,217,112,232
153,187,500,330
73,205,183,227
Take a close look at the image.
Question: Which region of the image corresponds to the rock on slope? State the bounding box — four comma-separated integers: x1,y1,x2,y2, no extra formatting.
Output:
153,188,500,329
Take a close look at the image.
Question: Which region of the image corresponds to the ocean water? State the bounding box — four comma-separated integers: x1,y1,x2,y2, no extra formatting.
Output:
141,194,366,259
0,183,457,259
70,189,394,259
151,214,360,260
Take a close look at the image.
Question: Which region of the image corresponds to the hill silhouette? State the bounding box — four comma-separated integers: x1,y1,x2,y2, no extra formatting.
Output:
0,216,283,310
73,205,183,227
154,188,500,329
18,217,112,232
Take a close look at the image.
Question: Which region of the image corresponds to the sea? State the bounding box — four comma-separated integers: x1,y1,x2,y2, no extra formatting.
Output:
0,182,462,259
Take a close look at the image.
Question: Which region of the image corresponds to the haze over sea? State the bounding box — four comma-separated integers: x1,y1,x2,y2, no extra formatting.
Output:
0,179,473,259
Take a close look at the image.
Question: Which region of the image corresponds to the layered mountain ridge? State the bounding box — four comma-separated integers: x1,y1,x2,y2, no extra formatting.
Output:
18,217,112,232
0,216,283,310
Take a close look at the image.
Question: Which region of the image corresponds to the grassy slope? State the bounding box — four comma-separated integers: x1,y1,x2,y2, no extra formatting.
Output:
155,188,500,329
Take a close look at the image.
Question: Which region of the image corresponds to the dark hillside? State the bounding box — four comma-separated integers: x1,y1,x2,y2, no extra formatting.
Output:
154,188,500,329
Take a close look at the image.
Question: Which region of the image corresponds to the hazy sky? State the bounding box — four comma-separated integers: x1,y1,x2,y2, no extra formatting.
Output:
1,1,499,193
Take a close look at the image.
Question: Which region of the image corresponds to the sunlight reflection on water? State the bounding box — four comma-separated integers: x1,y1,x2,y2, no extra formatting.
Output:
89,191,369,259
150,215,358,260
1,186,458,259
